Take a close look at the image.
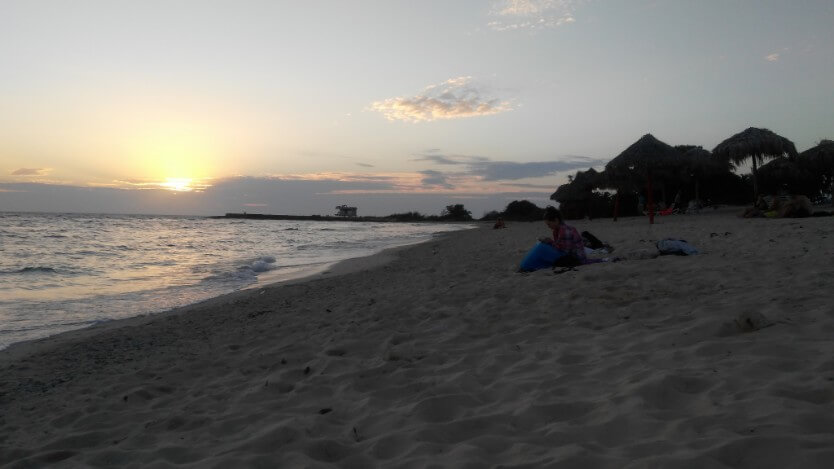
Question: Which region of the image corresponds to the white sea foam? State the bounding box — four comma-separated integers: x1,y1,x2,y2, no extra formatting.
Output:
250,256,277,272
0,212,472,350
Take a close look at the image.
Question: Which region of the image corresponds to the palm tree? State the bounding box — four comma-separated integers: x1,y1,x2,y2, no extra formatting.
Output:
551,168,603,219
678,146,731,204
800,139,834,206
551,168,601,202
712,127,798,201
757,157,818,197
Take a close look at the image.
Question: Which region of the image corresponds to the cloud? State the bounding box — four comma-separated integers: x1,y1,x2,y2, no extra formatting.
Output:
370,77,512,123
356,163,375,168
419,170,455,189
765,47,790,62
488,0,579,31
469,157,603,180
412,150,491,165
111,178,213,192
414,154,461,165
11,168,49,176
411,148,601,183
498,182,559,189
412,151,601,181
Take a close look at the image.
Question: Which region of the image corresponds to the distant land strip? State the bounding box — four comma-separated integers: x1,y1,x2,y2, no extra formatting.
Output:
212,213,468,223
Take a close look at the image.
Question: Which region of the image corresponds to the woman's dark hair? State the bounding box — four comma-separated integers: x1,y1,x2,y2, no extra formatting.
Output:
544,206,563,223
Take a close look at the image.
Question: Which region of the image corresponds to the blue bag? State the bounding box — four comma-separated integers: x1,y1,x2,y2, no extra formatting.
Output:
656,238,698,256
519,242,566,272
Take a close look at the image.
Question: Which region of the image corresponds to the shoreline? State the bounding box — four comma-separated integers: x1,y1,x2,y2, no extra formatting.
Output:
249,227,473,290
213,212,481,223
2,211,834,467
0,226,475,359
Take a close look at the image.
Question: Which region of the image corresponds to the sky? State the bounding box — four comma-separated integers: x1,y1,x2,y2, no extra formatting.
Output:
2,0,833,217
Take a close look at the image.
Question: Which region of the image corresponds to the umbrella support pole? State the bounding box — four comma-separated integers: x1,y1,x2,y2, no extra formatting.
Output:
613,191,619,221
647,174,655,224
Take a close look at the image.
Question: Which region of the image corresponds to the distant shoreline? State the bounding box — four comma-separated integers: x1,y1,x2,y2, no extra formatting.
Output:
212,212,476,223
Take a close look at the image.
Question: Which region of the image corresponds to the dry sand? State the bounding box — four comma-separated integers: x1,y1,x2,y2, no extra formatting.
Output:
2,208,834,468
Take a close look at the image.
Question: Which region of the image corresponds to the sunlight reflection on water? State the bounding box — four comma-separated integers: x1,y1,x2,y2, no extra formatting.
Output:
0,212,471,349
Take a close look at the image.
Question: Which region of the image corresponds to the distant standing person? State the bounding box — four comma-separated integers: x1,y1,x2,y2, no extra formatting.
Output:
493,217,506,229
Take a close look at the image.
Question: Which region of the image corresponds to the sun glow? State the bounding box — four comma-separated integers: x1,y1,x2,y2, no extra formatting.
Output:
160,178,193,192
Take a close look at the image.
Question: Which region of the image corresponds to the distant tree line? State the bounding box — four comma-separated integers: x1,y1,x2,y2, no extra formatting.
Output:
384,204,473,222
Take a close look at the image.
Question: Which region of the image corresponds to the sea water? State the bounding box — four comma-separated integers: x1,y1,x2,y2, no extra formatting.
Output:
0,212,471,350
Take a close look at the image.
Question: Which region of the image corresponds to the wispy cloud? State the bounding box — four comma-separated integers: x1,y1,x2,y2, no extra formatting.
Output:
412,150,602,181
11,168,49,176
765,47,790,62
356,163,375,168
370,77,512,123
470,157,602,180
111,178,213,192
414,154,461,165
253,173,418,193
488,0,579,31
498,182,559,189
420,170,455,189
411,149,490,166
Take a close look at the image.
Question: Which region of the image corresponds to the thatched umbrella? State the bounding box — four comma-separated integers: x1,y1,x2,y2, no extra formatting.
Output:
800,139,834,206
681,146,730,203
606,133,680,223
712,127,798,200
757,157,818,196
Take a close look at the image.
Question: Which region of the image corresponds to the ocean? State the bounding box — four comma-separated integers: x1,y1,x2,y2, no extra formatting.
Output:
0,212,471,350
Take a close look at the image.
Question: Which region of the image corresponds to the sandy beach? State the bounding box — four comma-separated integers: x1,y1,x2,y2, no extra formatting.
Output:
2,209,834,468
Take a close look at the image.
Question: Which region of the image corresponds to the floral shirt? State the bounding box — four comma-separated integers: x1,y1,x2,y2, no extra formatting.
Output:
551,223,587,262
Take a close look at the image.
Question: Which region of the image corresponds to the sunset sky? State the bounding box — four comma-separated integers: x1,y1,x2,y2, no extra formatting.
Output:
2,0,833,216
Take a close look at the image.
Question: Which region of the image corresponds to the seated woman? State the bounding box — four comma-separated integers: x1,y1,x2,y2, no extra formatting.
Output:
518,207,587,272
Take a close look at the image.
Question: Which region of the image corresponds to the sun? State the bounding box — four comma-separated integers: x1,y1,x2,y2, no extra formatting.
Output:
160,178,193,192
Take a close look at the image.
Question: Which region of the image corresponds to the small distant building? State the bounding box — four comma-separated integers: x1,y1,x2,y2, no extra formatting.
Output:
335,205,357,217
